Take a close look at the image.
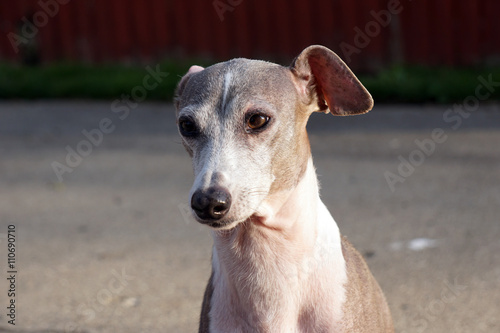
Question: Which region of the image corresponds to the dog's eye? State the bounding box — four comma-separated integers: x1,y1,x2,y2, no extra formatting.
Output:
247,114,270,131
178,117,199,137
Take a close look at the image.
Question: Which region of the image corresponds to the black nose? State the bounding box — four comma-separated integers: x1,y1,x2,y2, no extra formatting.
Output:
191,187,232,221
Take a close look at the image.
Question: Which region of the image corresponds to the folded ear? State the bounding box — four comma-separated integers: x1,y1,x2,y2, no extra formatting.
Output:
174,65,204,107
290,45,373,116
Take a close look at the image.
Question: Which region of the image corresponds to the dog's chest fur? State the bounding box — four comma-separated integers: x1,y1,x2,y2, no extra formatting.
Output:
208,197,348,332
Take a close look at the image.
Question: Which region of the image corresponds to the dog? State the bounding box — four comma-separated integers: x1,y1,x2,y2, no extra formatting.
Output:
175,45,393,332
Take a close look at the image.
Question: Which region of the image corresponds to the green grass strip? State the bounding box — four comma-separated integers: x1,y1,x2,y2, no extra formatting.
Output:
1,61,499,103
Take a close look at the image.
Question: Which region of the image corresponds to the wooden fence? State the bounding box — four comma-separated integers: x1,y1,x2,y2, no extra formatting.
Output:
0,0,498,70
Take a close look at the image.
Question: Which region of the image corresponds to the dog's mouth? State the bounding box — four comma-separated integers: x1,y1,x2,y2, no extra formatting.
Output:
189,185,270,230
193,206,272,231
194,216,243,230
191,207,259,230
188,206,238,227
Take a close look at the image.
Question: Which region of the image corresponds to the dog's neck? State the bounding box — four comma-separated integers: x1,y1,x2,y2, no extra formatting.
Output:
252,156,320,242
210,157,347,331
212,157,320,261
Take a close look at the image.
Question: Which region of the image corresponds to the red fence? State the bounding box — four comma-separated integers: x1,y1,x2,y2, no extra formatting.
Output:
1,0,499,70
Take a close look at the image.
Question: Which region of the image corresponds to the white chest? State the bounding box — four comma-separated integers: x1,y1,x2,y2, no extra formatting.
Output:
209,200,347,332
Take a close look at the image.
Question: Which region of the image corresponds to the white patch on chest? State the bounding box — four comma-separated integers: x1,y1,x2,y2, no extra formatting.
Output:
208,160,347,332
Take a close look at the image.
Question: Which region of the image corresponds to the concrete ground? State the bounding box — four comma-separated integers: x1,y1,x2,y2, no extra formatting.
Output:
0,101,499,333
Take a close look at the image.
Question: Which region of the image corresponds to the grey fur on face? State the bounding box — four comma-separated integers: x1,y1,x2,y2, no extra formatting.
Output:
176,59,305,227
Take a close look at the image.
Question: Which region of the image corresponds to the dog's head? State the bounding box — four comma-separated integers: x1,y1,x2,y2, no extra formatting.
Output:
175,45,372,229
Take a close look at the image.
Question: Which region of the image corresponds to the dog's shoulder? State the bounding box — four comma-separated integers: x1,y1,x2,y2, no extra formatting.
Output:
340,235,394,332
199,271,214,333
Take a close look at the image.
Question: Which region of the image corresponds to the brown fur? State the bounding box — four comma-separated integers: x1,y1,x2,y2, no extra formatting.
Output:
290,45,373,116
340,236,394,332
199,272,213,333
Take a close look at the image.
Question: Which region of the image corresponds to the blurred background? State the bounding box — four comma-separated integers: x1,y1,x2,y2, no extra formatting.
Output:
0,1,499,333
0,0,496,65
1,0,500,102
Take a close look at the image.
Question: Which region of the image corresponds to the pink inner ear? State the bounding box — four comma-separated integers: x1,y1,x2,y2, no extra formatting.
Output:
188,65,204,74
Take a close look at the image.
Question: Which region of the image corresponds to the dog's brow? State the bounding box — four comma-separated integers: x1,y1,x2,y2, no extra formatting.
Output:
178,105,198,117
249,99,277,112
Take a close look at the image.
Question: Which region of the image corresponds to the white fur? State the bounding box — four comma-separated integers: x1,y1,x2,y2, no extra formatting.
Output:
184,96,277,226
222,71,232,110
209,158,347,332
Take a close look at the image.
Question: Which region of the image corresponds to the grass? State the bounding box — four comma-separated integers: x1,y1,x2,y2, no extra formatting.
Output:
1,61,500,103
361,65,500,104
0,59,210,101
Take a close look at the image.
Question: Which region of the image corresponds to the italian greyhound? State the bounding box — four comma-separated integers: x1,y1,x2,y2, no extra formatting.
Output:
175,45,393,332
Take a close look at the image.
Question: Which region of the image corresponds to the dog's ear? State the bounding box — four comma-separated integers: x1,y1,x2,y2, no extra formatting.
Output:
174,65,204,107
290,45,373,116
